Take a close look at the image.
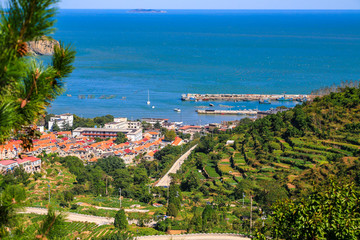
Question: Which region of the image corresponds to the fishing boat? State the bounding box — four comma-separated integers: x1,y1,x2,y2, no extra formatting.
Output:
259,99,271,104
147,90,151,105
209,103,214,107
174,108,181,112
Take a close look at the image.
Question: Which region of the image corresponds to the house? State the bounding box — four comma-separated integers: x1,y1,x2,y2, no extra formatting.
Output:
172,137,183,146
226,140,235,145
144,151,156,161
48,113,73,131
23,156,42,172
16,158,32,172
0,160,19,173
145,131,161,140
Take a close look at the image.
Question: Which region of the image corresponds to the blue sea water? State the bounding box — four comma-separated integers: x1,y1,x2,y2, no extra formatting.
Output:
48,10,360,124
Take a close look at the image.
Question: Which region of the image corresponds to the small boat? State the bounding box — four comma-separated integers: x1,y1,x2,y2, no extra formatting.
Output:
259,99,271,104
147,90,151,105
209,103,214,107
152,106,155,109
66,94,72,97
174,108,181,112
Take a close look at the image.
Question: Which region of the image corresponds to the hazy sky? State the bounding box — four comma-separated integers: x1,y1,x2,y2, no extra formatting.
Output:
1,0,360,10
58,0,360,10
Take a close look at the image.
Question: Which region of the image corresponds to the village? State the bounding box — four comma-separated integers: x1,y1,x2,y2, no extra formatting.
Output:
0,114,239,174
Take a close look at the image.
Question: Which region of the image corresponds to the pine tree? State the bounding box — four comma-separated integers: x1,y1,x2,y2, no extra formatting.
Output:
166,203,178,217
0,0,75,148
52,122,60,132
114,209,128,230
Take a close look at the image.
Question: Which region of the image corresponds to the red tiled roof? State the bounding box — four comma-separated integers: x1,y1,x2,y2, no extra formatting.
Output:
22,156,41,162
172,137,183,146
0,160,17,166
16,158,30,164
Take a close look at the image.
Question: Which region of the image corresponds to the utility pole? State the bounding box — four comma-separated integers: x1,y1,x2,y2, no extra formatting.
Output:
262,212,266,227
48,185,51,205
250,195,253,234
119,188,122,209
105,177,108,196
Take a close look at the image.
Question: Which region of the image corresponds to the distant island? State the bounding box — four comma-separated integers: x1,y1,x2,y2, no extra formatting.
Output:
127,9,167,13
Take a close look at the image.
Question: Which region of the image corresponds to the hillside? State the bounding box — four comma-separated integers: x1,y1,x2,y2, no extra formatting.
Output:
177,87,360,201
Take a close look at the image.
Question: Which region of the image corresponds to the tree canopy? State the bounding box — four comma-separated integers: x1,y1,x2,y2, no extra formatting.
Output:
0,0,75,146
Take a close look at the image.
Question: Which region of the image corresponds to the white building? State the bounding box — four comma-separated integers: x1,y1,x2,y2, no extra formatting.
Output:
72,127,143,142
0,160,19,173
141,118,169,126
48,113,73,131
104,121,127,130
128,121,141,129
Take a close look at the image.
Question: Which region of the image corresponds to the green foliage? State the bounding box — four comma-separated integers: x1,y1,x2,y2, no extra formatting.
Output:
115,132,127,144
168,183,182,210
180,171,201,191
51,122,61,132
154,121,161,129
2,166,31,186
201,205,218,231
133,167,149,185
97,156,126,175
166,203,178,217
0,185,26,234
37,207,67,240
71,114,114,129
164,130,176,142
271,181,360,239
114,209,128,230
0,0,75,144
255,181,288,211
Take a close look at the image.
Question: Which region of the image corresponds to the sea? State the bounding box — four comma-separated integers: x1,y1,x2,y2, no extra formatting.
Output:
46,10,360,125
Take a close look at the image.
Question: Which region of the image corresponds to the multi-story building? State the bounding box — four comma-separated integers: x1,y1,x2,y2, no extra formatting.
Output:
48,113,73,131
128,121,141,129
72,127,143,142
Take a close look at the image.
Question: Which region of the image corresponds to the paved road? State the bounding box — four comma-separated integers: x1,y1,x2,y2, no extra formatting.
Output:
156,144,198,187
21,207,115,225
137,233,250,240
21,207,157,226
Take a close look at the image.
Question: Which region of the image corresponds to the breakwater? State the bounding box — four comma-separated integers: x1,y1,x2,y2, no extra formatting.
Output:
182,93,316,102
196,109,258,115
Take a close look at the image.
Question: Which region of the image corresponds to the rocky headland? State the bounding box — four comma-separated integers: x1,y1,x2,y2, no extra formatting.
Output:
27,36,59,56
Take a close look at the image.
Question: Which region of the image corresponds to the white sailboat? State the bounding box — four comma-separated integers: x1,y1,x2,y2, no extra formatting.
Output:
147,90,151,105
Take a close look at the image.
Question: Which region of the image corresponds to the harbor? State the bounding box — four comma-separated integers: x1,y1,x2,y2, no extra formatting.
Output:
196,109,258,115
182,93,316,102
